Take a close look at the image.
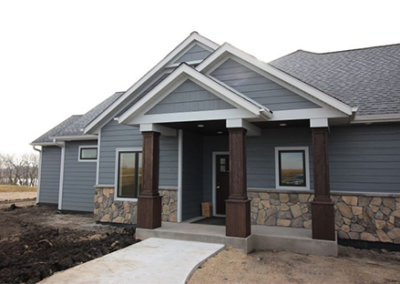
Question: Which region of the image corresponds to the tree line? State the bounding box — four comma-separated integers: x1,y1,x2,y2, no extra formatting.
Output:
0,153,39,186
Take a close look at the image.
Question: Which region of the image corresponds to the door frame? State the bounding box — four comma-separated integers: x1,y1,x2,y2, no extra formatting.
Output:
212,151,229,217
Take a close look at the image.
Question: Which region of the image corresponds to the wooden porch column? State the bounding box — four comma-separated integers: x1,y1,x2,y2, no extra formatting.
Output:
226,128,251,238
137,131,162,229
311,127,335,240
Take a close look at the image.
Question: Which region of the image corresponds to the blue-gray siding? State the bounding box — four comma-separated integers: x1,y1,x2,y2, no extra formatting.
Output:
62,141,97,212
39,146,61,204
98,120,178,187
145,79,235,115
247,127,314,189
173,44,211,64
182,131,203,220
329,124,400,193
211,58,321,111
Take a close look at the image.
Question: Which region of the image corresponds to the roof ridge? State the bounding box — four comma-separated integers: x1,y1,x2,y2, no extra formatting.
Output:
297,42,400,56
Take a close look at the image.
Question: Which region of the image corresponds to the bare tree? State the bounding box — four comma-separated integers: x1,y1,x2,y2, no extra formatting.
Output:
0,152,39,186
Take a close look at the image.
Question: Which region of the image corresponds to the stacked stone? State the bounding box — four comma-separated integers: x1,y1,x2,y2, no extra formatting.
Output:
249,192,313,229
94,187,137,224
334,195,400,243
160,189,177,222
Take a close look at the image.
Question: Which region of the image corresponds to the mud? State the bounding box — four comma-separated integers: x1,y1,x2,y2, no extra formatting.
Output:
0,203,137,284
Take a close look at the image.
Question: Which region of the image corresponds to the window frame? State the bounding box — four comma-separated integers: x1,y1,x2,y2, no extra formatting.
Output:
114,147,143,202
275,146,310,190
78,145,98,162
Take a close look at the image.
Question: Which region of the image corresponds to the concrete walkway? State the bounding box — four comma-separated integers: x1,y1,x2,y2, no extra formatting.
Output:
40,238,225,284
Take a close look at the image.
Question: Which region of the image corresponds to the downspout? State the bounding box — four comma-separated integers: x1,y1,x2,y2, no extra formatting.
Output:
53,139,65,213
32,146,42,204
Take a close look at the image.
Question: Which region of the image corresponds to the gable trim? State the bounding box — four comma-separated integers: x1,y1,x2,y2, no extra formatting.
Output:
84,32,219,134
118,64,273,125
197,43,353,116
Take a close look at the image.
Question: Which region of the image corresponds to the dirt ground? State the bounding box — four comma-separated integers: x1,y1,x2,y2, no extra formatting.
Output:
189,247,400,284
0,200,136,284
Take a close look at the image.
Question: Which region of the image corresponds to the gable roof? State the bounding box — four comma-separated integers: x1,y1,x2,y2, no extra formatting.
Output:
118,64,273,125
197,43,353,116
31,92,123,144
84,32,219,134
270,44,400,117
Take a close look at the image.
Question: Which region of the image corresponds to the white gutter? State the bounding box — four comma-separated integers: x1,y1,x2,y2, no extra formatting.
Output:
52,139,65,211
49,134,98,141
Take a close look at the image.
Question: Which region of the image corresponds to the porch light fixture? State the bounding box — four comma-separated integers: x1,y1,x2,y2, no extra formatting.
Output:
279,123,287,127
198,124,204,128
217,131,223,134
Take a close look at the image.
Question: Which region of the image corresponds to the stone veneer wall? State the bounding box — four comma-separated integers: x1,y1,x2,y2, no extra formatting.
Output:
94,187,178,224
249,190,400,244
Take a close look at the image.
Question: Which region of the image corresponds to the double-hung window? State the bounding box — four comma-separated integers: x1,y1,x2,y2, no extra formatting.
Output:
275,147,310,190
115,149,143,200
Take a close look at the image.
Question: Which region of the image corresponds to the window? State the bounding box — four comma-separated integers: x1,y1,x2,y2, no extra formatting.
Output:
116,150,143,200
79,146,97,161
275,147,310,190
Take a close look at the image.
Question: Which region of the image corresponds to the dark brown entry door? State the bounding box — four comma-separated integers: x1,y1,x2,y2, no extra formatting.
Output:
216,155,229,215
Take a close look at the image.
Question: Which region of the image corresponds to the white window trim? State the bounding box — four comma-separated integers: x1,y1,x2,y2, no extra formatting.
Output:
78,145,98,162
114,147,142,202
275,146,310,191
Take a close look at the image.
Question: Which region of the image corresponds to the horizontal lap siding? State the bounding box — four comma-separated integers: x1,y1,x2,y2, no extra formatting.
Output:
99,120,178,187
62,141,97,212
182,131,203,220
211,58,320,111
39,146,61,204
247,127,314,190
329,124,400,193
145,79,235,115
173,44,211,64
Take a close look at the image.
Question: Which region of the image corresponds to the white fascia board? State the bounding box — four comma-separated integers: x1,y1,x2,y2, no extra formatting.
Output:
351,113,400,124
131,109,256,125
118,64,265,125
269,108,346,121
226,118,261,136
310,118,329,128
30,142,57,146
49,135,98,141
197,43,353,116
139,123,177,136
84,32,219,134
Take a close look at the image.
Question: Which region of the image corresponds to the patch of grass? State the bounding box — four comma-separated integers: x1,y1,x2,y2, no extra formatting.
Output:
0,185,37,193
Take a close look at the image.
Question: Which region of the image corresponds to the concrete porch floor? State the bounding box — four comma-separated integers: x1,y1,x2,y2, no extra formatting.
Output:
136,222,338,256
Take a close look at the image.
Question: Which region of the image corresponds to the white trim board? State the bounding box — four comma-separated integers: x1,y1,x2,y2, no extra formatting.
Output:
118,64,272,125
84,32,219,134
114,147,142,202
197,43,353,116
36,149,43,204
96,131,101,185
212,151,229,217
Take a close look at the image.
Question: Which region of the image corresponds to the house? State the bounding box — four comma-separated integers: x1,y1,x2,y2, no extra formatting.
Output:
31,32,400,246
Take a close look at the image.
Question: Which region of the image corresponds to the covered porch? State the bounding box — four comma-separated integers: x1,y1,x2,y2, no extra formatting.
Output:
135,117,336,245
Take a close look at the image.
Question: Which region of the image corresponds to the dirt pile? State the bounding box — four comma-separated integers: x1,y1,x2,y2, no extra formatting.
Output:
0,205,137,284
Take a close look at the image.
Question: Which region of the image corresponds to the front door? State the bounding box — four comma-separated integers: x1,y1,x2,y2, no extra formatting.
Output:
216,154,229,215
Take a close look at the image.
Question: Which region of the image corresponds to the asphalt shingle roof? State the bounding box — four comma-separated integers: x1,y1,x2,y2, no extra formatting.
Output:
32,92,124,143
270,44,400,116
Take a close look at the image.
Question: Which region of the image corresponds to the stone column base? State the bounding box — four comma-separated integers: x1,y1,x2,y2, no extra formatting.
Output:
312,200,335,241
226,199,251,238
137,195,162,229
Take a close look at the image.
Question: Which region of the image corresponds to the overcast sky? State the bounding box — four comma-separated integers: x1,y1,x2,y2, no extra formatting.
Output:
1,0,399,155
